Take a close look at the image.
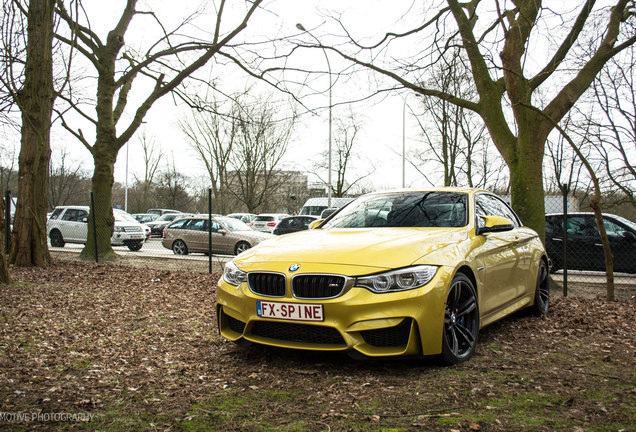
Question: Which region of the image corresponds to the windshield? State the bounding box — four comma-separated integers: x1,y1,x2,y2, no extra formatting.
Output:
218,217,252,232
610,214,636,231
300,206,327,216
114,210,138,223
322,192,468,229
158,213,179,222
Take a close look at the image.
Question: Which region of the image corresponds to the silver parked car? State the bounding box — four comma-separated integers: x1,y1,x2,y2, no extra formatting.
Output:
162,215,273,255
47,206,147,251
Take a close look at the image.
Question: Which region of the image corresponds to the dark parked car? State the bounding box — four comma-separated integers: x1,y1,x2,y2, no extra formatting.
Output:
146,213,187,237
545,212,636,274
272,215,318,235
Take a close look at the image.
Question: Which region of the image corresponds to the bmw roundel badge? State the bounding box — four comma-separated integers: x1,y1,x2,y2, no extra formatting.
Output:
289,264,301,272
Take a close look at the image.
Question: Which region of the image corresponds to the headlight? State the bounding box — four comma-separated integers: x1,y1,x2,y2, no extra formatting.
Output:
114,226,125,232
224,261,247,286
356,265,438,293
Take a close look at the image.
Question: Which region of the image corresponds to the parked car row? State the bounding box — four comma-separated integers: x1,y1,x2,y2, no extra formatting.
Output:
46,203,635,274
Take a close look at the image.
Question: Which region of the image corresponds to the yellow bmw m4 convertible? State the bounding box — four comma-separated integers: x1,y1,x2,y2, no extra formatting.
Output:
216,188,549,364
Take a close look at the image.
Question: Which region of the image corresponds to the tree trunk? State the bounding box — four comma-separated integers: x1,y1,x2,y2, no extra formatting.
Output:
0,196,12,284
507,131,547,241
79,146,118,261
9,0,54,268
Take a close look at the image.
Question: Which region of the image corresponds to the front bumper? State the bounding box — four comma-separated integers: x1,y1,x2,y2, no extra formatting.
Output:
216,266,453,357
110,232,145,245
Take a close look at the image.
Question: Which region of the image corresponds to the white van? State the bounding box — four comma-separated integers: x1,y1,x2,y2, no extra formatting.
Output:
299,197,354,217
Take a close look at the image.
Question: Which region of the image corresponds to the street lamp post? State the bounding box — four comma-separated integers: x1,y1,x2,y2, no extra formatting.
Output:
402,96,407,188
296,23,332,207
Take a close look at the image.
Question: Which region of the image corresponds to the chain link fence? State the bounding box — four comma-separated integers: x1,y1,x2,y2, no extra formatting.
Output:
4,189,636,294
543,190,636,297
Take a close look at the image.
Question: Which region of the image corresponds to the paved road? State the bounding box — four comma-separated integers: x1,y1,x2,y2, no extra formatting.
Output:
49,238,234,268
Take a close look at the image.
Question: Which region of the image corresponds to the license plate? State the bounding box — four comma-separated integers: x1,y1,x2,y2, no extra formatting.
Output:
256,301,324,322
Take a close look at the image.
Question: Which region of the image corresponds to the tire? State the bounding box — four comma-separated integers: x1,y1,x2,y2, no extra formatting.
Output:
439,273,480,365
172,240,188,255
126,240,143,252
530,259,550,316
548,257,560,274
50,230,65,247
234,241,251,255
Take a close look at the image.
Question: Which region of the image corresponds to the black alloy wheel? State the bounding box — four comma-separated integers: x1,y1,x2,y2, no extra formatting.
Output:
126,240,143,252
50,230,65,247
440,273,479,365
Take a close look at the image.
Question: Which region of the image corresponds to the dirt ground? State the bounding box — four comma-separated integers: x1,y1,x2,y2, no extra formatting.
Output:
0,260,634,431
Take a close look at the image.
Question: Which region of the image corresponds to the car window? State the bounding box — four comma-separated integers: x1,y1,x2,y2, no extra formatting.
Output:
62,209,88,222
187,219,207,231
566,216,597,236
603,218,626,237
286,218,303,228
475,194,520,227
49,208,64,220
323,192,467,229
301,218,315,228
255,216,274,222
158,214,178,222
168,219,189,229
546,215,564,235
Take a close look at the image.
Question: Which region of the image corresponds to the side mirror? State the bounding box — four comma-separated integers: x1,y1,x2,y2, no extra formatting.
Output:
308,219,324,230
476,215,514,235
218,229,227,235
81,217,88,223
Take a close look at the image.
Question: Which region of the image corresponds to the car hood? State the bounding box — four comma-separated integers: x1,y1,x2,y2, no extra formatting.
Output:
235,227,467,272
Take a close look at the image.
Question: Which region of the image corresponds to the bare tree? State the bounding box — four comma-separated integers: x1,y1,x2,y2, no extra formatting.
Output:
302,1,636,239
130,130,163,213
584,47,636,207
48,146,89,208
312,109,372,197
226,95,296,213
154,157,193,211
179,98,235,214
407,50,502,189
0,1,23,129
53,0,266,260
